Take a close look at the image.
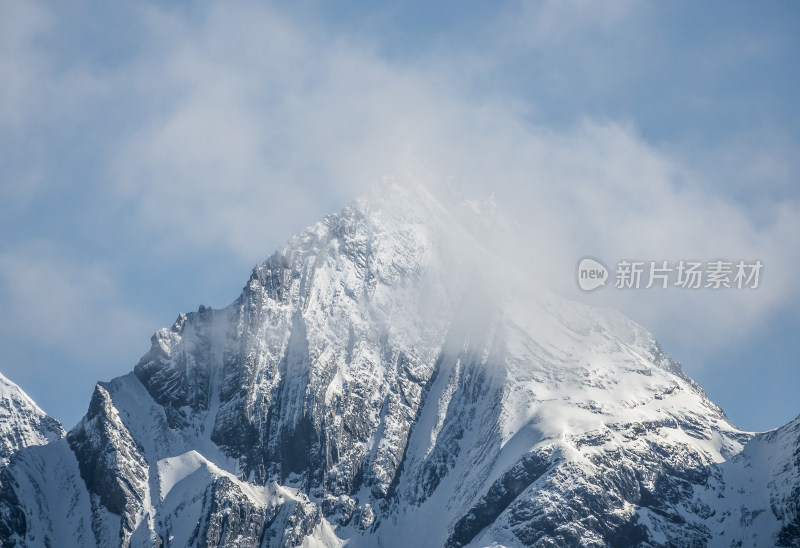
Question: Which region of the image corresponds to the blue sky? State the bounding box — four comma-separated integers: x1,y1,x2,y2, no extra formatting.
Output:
0,0,798,430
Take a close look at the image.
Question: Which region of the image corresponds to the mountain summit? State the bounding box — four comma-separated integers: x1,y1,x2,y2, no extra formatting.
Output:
0,167,798,547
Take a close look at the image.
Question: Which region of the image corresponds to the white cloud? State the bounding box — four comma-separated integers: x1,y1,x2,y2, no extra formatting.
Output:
102,1,800,360
2,0,798,373
421,117,800,353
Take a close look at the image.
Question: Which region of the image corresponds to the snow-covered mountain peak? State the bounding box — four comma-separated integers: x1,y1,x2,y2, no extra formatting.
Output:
0,168,798,546
245,163,515,339
0,372,64,464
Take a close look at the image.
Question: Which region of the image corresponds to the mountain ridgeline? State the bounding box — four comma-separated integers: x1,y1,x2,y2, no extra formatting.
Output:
0,165,798,547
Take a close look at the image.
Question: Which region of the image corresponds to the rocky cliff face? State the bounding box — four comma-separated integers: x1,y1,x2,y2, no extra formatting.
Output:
0,165,798,547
